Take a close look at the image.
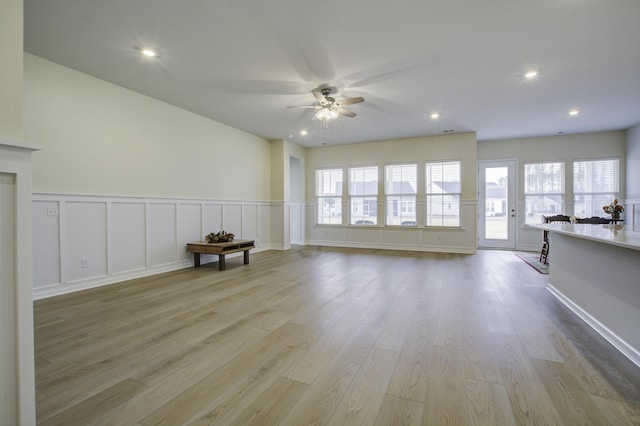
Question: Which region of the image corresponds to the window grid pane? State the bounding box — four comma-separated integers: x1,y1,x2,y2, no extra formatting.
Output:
349,166,378,225
524,162,564,224
573,159,619,218
426,161,461,227
385,164,417,226
316,168,343,224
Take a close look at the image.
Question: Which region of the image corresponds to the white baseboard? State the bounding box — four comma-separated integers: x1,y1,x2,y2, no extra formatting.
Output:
33,260,192,300
547,284,640,369
34,246,272,300
304,239,476,254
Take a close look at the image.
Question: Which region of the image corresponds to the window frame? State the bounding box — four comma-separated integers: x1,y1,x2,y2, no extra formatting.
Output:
523,161,565,224
573,158,620,218
348,165,379,226
315,167,343,225
425,160,461,227
384,163,418,226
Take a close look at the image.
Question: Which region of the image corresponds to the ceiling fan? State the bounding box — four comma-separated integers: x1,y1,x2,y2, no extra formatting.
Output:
288,87,364,128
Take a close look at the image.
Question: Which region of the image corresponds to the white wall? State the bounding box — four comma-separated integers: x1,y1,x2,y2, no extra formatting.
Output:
478,131,627,250
24,54,271,201
24,54,280,298
0,172,17,424
625,124,640,231
0,143,38,426
1,0,37,423
304,133,478,253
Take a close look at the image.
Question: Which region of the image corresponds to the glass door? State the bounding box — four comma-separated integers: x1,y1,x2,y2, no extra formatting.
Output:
478,160,517,249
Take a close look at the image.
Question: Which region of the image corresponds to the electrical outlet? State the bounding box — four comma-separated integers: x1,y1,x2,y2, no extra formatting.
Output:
81,259,89,268
47,206,59,216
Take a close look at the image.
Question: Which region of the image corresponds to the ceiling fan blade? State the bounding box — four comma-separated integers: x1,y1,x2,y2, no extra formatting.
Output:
337,96,364,106
312,90,327,104
338,108,357,118
286,105,322,109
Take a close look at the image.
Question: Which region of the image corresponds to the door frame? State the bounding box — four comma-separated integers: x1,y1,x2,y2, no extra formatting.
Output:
478,159,518,249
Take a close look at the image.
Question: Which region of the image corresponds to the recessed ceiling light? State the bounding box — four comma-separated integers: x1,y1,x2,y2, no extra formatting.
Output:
300,130,308,136
430,113,440,119
525,70,538,79
569,109,579,116
141,49,156,57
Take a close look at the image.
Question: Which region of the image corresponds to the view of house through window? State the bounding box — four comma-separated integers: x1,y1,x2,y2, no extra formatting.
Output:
574,159,619,218
524,162,564,224
349,166,378,225
385,163,417,226
316,168,343,224
426,161,461,226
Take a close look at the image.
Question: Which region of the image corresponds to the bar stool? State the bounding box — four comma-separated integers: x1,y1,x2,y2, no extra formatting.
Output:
539,214,571,264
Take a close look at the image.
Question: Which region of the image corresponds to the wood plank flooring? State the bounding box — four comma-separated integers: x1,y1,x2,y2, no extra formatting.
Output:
34,246,640,425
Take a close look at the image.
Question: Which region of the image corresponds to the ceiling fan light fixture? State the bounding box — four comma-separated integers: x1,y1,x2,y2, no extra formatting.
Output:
314,108,340,129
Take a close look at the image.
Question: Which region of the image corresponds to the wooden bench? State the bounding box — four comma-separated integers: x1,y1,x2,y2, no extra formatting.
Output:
186,240,255,271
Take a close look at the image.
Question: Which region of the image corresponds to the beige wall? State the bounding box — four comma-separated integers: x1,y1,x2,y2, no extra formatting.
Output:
24,54,272,201
304,132,478,253
306,132,477,201
0,0,22,142
479,130,627,201
478,131,627,250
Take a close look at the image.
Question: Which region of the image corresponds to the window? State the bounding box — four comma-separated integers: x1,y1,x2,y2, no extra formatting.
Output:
349,166,378,225
316,168,343,224
426,161,461,226
573,159,619,218
524,162,564,224
385,163,417,225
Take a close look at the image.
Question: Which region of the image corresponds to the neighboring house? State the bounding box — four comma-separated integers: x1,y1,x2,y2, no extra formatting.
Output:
485,183,507,216
429,181,461,216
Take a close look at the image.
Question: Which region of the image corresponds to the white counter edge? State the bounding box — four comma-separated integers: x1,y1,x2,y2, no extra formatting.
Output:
526,223,640,252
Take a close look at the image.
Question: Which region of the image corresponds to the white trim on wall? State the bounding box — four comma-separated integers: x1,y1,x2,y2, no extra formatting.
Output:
548,284,640,369
305,199,478,254
33,193,281,299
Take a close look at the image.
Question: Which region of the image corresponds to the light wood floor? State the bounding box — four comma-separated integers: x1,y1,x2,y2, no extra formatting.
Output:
34,247,640,425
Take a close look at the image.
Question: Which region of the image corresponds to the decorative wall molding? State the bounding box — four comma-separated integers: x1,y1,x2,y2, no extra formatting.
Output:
547,284,640,369
33,193,279,299
304,200,478,254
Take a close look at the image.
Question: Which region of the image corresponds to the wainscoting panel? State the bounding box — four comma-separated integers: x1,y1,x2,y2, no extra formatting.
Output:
111,202,146,274
305,200,477,254
242,204,258,242
289,203,305,245
258,204,272,247
148,203,178,267
33,194,278,299
223,204,243,238
177,203,202,262
203,204,223,235
32,200,61,288
65,201,108,283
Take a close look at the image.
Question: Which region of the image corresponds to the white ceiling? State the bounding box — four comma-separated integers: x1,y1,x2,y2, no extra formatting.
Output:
24,0,640,147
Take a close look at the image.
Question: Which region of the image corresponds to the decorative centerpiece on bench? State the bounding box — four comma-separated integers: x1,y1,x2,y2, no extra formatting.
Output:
187,233,255,271
205,230,235,243
603,199,624,221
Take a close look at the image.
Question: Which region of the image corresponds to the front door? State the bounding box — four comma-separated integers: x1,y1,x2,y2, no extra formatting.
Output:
478,160,517,249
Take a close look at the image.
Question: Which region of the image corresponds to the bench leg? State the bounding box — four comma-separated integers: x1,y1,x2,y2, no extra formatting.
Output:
218,254,226,271
244,249,250,265
194,253,201,267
